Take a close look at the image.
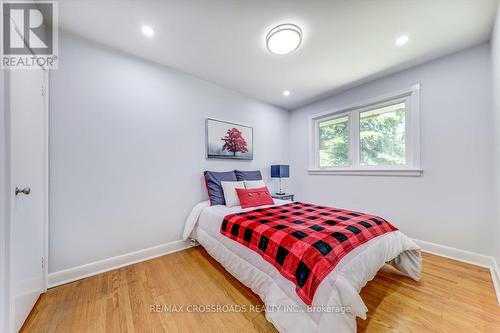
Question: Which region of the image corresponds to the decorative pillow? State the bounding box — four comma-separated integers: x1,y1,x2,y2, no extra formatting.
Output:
204,171,237,205
221,181,245,207
235,170,262,181
236,187,274,209
244,180,266,189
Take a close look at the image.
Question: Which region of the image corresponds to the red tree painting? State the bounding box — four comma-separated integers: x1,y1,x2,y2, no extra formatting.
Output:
221,128,248,156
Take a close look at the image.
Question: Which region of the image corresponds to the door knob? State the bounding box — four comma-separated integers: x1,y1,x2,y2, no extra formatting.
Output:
15,187,31,196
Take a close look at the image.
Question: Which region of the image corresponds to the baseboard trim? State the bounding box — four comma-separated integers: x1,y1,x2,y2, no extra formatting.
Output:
48,240,193,288
413,238,495,268
491,260,500,306
413,238,500,305
47,237,500,305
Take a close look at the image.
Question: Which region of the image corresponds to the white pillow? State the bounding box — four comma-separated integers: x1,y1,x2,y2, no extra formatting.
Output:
221,181,245,207
244,180,266,189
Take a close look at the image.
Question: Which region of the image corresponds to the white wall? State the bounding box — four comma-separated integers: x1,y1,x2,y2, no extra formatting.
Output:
49,33,289,273
0,70,7,333
289,44,497,256
46,29,500,275
492,5,500,267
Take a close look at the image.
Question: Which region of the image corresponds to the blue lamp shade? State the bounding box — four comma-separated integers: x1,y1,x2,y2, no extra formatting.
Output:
271,165,290,178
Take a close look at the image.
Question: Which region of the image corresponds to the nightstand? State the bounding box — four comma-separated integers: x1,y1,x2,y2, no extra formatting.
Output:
272,193,295,201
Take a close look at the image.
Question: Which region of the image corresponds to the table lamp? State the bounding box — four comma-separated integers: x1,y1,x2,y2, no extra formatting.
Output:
271,165,289,195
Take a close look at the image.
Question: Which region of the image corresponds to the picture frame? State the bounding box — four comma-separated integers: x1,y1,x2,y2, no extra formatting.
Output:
206,118,253,160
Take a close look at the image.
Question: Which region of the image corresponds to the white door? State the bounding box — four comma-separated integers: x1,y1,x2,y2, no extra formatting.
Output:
8,68,48,332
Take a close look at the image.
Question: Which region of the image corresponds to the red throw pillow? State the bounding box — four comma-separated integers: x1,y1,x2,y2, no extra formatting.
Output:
236,187,274,209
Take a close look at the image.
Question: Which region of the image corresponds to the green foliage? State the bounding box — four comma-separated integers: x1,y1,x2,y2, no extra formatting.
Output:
319,118,349,167
360,110,405,165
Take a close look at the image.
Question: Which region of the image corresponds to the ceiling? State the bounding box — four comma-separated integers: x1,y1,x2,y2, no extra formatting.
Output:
58,0,499,109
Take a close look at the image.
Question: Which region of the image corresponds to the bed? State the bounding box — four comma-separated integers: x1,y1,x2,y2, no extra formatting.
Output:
183,199,421,333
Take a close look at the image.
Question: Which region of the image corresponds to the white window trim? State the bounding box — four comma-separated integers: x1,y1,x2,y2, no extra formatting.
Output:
308,84,422,177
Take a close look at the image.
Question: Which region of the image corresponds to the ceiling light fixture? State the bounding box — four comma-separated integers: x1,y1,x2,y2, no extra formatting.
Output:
266,23,302,55
395,35,409,46
142,26,155,37
283,90,291,96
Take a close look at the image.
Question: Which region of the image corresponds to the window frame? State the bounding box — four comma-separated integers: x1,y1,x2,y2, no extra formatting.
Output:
309,84,422,176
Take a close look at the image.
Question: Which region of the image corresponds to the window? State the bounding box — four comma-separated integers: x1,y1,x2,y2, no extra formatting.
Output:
319,115,349,167
310,85,421,176
359,102,405,166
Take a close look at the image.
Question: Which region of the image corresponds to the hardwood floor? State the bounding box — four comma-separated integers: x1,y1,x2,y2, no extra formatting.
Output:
21,248,500,333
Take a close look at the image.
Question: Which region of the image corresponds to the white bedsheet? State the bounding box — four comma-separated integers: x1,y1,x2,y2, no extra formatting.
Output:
183,200,421,333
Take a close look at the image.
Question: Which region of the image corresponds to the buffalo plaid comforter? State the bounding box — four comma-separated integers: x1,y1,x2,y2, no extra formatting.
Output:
220,202,398,305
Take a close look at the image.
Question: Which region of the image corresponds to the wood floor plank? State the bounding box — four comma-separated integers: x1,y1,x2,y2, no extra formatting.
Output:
21,248,500,333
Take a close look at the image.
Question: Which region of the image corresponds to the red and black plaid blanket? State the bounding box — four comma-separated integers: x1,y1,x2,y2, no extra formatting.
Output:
220,202,398,305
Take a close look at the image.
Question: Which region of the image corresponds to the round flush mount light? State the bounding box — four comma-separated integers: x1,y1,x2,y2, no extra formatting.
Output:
142,26,155,37
283,90,291,96
395,35,409,46
266,23,302,55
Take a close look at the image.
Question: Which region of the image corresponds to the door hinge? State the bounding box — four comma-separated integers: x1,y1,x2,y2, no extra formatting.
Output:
42,256,45,268
41,86,46,96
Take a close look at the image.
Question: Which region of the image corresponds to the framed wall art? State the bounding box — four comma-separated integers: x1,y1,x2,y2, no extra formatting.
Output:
206,118,253,160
